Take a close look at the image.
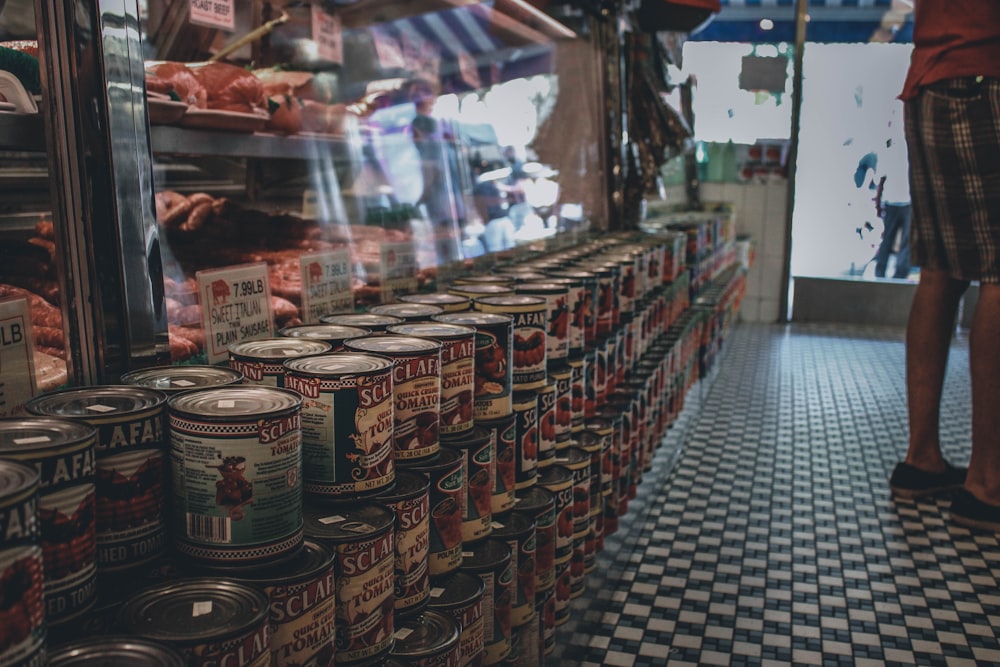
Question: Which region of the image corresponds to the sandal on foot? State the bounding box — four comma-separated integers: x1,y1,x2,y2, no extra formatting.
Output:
889,461,967,500
950,489,1000,533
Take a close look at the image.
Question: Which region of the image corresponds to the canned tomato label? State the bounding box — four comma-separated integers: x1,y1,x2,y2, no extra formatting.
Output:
116,578,271,667
535,466,573,565
399,293,471,313
583,349,598,420
473,296,546,391
427,571,484,667
460,538,512,666
433,313,513,422
26,386,169,574
277,324,371,350
542,276,584,355
388,323,476,436
377,471,431,616
534,586,555,657
442,428,492,544
370,302,445,322
584,420,614,498
585,265,616,337
0,418,98,626
345,335,442,463
536,383,557,465
550,364,572,444
319,313,404,332
0,461,45,667
553,558,571,626
121,365,244,394
513,283,569,363
554,447,590,540
568,355,585,430
548,270,597,348
576,431,604,526
513,486,554,593
491,512,536,628
596,337,611,406
283,353,395,499
168,387,303,567
506,614,539,667
512,393,538,490
478,415,516,515
229,338,332,387
302,501,395,665
390,608,460,667
404,448,464,577
225,540,337,667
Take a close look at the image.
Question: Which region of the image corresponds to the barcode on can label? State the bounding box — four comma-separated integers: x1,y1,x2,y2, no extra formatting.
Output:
186,513,232,543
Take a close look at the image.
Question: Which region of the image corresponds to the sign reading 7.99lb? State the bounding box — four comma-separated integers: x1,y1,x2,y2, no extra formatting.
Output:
198,262,274,364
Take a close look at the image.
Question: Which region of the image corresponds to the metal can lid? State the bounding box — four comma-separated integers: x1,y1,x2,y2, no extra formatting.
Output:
541,273,586,286
284,352,393,377
427,571,484,608
575,430,602,452
376,469,430,503
553,446,589,469
513,282,569,295
584,418,613,434
120,365,244,393
537,381,555,396
536,464,573,489
303,500,395,543
0,417,96,456
450,275,515,286
369,303,445,320
401,446,463,475
491,510,535,538
278,324,371,342
475,413,516,430
441,426,490,450
0,458,38,501
432,312,513,327
344,334,441,356
513,486,555,515
447,283,515,297
318,313,404,329
228,337,331,360
391,609,460,659
493,269,549,282
548,362,571,378
212,539,335,585
117,579,269,645
25,385,166,418
167,386,302,420
459,537,512,573
398,293,470,308
386,322,476,340
48,636,186,667
473,295,546,310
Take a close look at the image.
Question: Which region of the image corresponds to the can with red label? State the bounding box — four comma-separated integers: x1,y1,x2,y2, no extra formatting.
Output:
427,571,485,667
459,538,513,666
535,466,572,566
168,387,303,568
535,383,557,466
121,365,244,394
369,302,445,322
117,578,271,667
478,415,516,515
575,431,604,573
554,447,589,600
552,555,571,626
433,312,514,422
345,335,442,463
513,283,569,363
549,363,572,446
505,615,539,667
534,586,555,658
399,292,471,313
583,348,598,420
390,609,460,667
547,270,597,349
319,313,405,332
277,323,371,350
567,355,585,432
0,460,45,667
512,486,554,594
26,386,169,576
490,512,536,628
303,501,396,666
473,296,547,391
511,392,538,490
0,418,98,627
377,470,431,617
388,322,476,436
442,428,493,544
228,338,332,387
403,448,464,577
283,353,395,499
541,275,585,356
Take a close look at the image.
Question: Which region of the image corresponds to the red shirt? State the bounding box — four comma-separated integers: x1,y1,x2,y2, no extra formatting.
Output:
900,0,1000,100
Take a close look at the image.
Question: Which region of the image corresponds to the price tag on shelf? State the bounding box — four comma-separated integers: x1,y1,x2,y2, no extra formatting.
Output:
188,0,235,31
300,250,354,323
197,263,274,365
379,242,419,304
0,297,37,417
311,6,344,65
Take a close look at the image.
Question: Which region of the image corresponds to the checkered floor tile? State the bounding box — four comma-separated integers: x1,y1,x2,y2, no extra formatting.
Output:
551,322,1000,666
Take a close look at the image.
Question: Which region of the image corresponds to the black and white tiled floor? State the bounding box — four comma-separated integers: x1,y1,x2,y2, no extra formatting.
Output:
552,323,1000,666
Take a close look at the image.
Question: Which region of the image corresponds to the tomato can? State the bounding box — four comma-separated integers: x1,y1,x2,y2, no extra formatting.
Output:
473,296,546,391
505,615,539,667
427,571,485,667
446,284,515,301
549,363,572,446
541,275,585,355
345,335,442,463
511,392,538,490
0,418,97,626
168,387,303,567
319,313,405,332
567,355,585,431
552,556,571,626
120,365,244,394
450,275,515,288
47,636,185,666
554,447,590,600
388,323,476,436
403,448,464,577
390,609,461,667
583,348,598,420
116,578,271,667
0,460,45,667
399,293,471,313
376,471,431,617
534,466,573,566
442,428,493,544
26,386,169,575
490,512,536,628
459,538,513,666
535,383,557,466
223,539,337,667
282,353,395,499
578,264,617,338
277,323,371,350
433,313,513,421
369,302,445,322
229,338,332,387
512,486,554,593
512,283,569,363
478,415,516,515
575,430,604,564
303,501,396,666
546,270,597,349
534,586,555,658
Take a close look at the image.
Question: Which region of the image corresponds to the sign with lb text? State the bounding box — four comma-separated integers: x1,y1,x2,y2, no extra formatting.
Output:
197,263,274,364
311,5,344,65
0,296,37,417
380,242,419,304
300,249,354,322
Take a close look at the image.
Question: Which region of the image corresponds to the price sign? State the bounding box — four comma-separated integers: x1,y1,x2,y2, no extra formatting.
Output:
371,27,407,70
189,0,235,31
380,242,419,304
197,263,274,364
300,250,354,323
311,6,344,65
0,297,37,417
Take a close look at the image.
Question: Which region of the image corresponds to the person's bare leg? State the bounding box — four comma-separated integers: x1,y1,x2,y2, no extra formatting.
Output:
966,283,1000,504
905,267,968,472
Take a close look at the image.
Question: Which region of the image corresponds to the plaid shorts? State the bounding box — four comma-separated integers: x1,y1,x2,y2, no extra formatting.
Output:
905,76,1000,283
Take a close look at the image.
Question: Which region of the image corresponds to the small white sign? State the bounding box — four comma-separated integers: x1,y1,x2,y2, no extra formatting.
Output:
300,250,354,323
198,263,274,364
380,242,419,304
311,6,344,65
189,0,235,31
0,297,37,417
